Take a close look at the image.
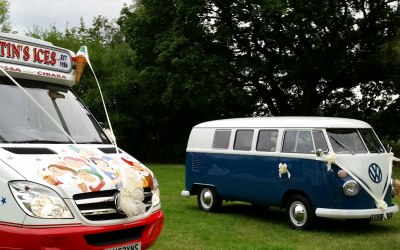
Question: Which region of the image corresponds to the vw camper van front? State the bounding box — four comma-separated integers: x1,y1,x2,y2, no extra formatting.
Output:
0,33,163,249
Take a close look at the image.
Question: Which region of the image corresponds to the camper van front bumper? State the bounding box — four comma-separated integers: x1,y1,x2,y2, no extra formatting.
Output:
181,190,191,198
316,204,399,219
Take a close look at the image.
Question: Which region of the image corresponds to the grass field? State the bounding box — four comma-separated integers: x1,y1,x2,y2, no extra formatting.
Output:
148,164,400,250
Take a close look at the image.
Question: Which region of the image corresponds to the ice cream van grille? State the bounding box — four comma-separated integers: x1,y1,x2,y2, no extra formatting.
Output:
73,188,153,221
97,147,122,154
1,147,57,154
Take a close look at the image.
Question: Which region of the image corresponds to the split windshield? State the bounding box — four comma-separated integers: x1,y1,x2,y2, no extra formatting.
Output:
327,128,385,154
0,77,109,144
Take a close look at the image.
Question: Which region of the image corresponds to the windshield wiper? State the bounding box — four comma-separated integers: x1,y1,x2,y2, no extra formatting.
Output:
9,139,72,144
77,141,104,144
329,136,355,155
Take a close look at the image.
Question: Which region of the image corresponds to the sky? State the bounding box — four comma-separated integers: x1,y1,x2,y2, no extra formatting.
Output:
8,0,131,34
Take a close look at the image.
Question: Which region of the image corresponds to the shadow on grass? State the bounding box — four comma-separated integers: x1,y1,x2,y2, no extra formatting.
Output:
184,201,395,234
184,202,286,227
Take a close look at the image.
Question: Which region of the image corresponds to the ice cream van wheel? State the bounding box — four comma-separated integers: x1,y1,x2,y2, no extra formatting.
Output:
285,194,316,230
197,186,222,212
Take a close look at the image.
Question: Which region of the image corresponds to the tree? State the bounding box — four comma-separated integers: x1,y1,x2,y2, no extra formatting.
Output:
119,0,255,162
0,0,11,32
118,0,400,150
120,0,400,115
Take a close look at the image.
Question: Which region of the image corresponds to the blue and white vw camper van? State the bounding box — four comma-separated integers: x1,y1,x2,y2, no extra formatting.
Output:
181,117,399,229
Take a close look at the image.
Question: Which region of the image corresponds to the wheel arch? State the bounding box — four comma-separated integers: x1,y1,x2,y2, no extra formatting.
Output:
281,189,314,210
191,183,218,195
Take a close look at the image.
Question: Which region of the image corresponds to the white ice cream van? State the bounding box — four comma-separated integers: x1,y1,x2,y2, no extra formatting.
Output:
182,117,399,229
0,33,163,249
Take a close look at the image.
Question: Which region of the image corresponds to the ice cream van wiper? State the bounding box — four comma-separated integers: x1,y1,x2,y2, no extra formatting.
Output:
330,136,355,155
0,67,77,144
8,139,72,144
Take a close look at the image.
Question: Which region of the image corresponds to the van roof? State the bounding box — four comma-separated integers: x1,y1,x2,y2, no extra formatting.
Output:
194,117,372,129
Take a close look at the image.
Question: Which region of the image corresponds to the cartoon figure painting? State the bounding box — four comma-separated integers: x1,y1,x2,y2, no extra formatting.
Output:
77,169,105,192
41,164,78,186
38,146,155,195
90,156,122,188
121,157,154,190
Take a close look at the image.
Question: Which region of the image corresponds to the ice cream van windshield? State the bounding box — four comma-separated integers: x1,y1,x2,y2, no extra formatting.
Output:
0,77,110,144
327,128,385,154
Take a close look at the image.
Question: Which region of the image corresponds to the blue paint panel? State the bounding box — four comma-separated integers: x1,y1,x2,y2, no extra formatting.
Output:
186,152,334,207
185,152,394,210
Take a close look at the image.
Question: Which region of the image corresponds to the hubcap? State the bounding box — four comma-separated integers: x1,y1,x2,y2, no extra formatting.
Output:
290,201,307,226
200,188,213,209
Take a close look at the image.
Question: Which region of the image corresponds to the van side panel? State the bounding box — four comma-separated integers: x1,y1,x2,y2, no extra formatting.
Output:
185,152,338,207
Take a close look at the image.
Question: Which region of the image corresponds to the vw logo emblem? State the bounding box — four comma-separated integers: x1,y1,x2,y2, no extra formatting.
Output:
368,163,382,183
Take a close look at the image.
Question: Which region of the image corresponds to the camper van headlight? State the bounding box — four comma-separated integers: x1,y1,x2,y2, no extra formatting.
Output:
343,180,360,196
9,181,73,219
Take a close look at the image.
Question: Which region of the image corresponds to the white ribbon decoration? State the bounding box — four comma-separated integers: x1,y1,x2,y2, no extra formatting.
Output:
77,46,147,217
319,152,393,218
278,163,291,178
118,187,146,217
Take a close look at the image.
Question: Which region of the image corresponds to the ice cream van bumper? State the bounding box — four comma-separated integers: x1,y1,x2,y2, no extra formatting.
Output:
0,210,163,250
316,204,399,220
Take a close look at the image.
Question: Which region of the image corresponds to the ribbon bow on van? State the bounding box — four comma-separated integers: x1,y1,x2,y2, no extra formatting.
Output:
278,163,291,178
319,152,395,219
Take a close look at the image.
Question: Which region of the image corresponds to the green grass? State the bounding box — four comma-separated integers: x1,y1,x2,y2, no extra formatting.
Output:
148,164,400,250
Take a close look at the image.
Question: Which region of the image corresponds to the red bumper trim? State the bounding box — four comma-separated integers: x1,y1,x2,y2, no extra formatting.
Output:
0,210,164,250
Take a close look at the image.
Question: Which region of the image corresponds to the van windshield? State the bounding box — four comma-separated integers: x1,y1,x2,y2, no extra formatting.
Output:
0,77,110,144
327,128,384,154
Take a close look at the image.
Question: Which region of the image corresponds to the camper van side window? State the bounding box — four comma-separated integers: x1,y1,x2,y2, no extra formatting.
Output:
312,131,329,152
234,130,254,151
256,130,278,152
213,130,231,149
282,130,314,154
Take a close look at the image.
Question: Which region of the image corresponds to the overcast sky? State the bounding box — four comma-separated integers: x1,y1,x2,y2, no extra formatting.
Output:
8,0,131,34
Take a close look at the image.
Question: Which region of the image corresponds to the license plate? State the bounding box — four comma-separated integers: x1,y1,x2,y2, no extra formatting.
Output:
105,242,141,250
370,212,393,221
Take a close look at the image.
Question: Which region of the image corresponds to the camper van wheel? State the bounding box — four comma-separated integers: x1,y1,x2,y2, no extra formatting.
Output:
285,195,316,230
197,186,222,212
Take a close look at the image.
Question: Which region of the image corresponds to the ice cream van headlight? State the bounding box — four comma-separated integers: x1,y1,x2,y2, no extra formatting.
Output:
152,175,161,207
343,180,360,196
9,181,73,219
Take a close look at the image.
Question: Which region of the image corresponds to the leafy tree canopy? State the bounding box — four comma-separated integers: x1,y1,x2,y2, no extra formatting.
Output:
0,0,11,32
119,0,400,145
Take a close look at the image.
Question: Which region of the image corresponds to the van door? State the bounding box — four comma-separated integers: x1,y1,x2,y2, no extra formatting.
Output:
280,130,335,207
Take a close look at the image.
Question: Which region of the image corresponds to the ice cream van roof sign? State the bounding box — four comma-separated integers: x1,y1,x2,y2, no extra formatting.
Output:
0,37,73,73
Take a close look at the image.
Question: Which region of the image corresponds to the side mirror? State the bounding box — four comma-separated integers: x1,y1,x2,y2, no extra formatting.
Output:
315,149,324,157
